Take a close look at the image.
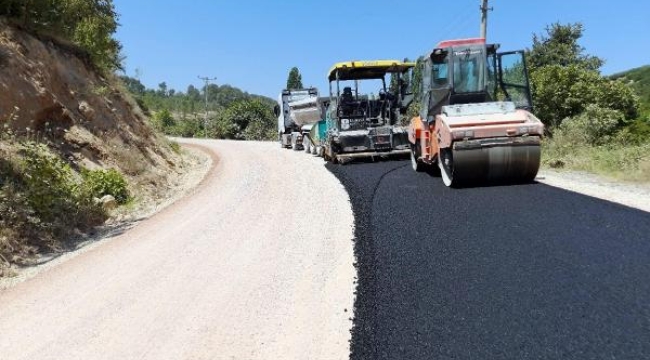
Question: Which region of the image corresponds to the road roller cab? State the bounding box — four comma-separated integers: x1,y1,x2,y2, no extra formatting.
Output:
322,60,415,163
408,38,544,186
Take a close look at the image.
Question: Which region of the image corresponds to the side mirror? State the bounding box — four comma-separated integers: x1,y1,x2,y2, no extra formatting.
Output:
273,104,280,117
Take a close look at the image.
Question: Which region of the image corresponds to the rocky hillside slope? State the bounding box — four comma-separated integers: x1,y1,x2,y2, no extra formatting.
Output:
0,20,191,274
0,20,179,176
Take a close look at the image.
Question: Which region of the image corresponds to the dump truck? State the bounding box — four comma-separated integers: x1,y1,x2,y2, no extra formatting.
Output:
408,38,544,186
274,88,322,150
322,60,415,163
304,97,330,156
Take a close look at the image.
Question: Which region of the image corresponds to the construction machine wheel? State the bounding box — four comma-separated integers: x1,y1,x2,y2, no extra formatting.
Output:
439,145,541,187
323,146,332,162
439,149,455,187
304,138,311,153
410,145,426,172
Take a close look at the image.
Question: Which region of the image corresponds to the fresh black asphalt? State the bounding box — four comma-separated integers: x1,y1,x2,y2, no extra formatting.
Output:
326,160,650,360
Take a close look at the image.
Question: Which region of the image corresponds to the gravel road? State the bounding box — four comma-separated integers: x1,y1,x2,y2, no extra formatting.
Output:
326,160,650,360
0,140,356,360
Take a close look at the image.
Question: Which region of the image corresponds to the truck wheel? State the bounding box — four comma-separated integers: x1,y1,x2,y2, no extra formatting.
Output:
304,138,311,153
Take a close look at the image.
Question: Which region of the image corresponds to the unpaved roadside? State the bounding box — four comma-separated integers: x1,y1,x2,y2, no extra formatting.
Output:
0,140,356,360
537,169,650,213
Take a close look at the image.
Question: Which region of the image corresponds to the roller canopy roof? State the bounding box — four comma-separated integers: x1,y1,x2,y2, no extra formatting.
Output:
328,60,415,81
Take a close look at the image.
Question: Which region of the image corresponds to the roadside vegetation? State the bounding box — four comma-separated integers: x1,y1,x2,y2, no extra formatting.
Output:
0,0,122,73
610,65,650,119
528,23,649,181
0,139,130,276
120,76,277,140
0,1,159,275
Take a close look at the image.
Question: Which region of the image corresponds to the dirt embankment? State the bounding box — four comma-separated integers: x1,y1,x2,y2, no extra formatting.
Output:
0,19,179,178
0,19,203,274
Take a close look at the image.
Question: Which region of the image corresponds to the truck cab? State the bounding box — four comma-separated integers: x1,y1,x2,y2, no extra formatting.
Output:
274,88,321,150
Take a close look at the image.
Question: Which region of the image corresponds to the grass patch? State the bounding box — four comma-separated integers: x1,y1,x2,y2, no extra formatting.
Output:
542,105,650,182
168,140,182,154
543,139,650,182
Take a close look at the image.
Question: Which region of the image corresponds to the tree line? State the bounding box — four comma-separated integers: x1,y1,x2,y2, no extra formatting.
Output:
120,76,277,140
0,0,121,72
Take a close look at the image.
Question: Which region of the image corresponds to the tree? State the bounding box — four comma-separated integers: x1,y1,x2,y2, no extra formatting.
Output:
120,76,145,95
531,65,638,127
527,23,639,128
286,67,303,90
0,0,122,72
218,100,275,140
157,82,168,97
186,85,201,102
389,58,411,94
527,22,604,72
153,108,175,132
406,56,425,117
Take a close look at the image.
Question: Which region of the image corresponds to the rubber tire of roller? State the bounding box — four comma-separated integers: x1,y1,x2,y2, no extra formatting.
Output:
410,145,425,172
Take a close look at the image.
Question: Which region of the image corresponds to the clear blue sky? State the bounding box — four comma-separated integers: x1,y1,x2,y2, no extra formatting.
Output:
114,0,650,98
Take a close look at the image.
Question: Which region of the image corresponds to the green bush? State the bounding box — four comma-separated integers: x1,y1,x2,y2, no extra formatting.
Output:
7,143,107,241
558,105,624,146
154,108,176,130
626,118,650,144
0,143,137,271
1,0,122,73
20,143,78,224
217,100,275,140
531,65,639,128
81,168,130,204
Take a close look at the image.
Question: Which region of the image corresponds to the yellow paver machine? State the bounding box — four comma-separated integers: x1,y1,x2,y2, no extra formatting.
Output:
322,60,415,163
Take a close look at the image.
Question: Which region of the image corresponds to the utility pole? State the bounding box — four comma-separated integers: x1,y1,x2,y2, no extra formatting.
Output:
480,0,493,40
198,75,217,138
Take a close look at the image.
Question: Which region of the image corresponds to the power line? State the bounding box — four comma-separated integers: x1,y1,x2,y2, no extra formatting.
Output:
198,76,217,139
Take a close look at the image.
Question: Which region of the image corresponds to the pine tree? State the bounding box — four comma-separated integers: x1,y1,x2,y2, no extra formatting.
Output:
286,67,303,90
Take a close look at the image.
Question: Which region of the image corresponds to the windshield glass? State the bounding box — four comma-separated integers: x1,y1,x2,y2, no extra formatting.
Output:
451,45,486,94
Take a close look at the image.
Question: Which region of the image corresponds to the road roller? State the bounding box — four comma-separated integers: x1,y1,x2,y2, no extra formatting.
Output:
408,38,544,187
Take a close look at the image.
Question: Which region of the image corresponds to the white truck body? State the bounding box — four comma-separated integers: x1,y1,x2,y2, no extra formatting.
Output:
275,88,322,150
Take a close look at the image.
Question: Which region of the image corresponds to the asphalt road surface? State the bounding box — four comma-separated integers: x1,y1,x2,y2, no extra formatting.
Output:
327,160,650,360
0,140,355,360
